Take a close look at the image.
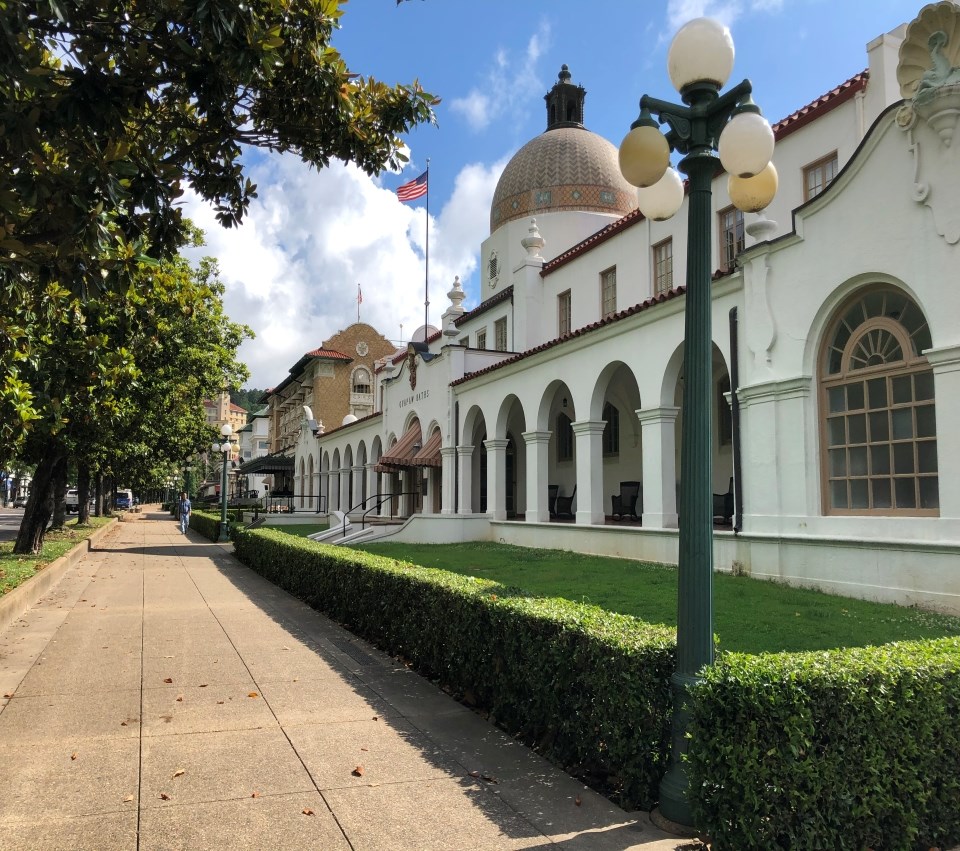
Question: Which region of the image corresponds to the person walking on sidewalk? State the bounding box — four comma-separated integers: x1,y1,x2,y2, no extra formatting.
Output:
178,491,192,534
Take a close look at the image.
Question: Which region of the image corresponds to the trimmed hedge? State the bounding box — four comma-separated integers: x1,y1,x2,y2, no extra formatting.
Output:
190,509,226,540
687,640,960,850
232,529,676,808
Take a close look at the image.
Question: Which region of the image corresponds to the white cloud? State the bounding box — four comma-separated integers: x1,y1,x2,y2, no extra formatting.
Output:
450,23,550,132
183,152,505,390
665,0,784,32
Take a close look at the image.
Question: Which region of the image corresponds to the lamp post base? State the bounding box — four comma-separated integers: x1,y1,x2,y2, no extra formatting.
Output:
217,522,230,543
657,670,702,827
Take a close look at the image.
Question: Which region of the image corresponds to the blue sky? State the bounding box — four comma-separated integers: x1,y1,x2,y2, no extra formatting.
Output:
185,0,924,391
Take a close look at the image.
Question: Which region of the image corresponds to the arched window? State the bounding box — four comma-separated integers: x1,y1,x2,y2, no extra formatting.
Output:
820,288,937,515
556,412,574,462
352,368,371,395
602,403,620,456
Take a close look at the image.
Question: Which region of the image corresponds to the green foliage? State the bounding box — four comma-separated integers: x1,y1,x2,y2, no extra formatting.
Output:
189,508,239,540
687,642,960,849
230,388,266,413
360,542,960,654
232,528,677,809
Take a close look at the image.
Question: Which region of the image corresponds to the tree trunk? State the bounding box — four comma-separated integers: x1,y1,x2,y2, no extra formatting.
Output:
14,444,66,554
94,470,104,516
78,464,91,525
50,458,68,530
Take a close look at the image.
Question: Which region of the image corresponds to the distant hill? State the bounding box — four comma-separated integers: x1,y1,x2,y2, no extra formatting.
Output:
230,388,266,413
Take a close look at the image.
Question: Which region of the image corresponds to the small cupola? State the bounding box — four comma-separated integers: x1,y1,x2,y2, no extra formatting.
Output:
544,65,586,130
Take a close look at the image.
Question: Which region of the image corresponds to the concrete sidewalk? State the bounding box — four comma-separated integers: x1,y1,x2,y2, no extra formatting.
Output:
0,510,696,850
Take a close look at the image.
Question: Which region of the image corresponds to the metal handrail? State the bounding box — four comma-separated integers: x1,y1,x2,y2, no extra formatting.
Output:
341,491,419,537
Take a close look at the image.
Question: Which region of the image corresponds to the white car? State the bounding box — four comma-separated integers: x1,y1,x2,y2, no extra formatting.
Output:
65,489,80,513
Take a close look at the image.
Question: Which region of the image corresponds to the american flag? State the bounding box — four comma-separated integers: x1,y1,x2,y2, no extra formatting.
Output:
396,170,428,202
357,283,362,304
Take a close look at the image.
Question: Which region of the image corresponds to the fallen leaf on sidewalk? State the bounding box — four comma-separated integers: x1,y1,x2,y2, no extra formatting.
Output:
176,695,183,702
467,770,480,778
3,693,11,699
372,715,379,721
251,791,260,798
248,692,258,698
352,765,364,777
575,796,582,806
120,721,127,726
302,808,314,816
199,684,208,688
71,752,78,761
159,792,170,800
172,769,185,778
123,795,134,803
217,700,224,705
163,678,173,684
481,773,499,784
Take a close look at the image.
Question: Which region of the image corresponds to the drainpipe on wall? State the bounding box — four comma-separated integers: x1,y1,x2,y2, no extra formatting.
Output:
729,307,743,533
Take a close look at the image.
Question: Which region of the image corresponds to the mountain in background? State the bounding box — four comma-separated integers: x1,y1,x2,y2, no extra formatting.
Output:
230,388,266,413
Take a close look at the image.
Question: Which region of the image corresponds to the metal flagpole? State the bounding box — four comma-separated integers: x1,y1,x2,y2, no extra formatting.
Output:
424,158,430,337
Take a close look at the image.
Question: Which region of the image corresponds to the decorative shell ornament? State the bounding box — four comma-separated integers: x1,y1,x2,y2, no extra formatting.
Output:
897,2,960,100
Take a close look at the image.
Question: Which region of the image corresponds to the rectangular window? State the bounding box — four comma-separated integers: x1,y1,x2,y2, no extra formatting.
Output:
653,238,673,295
719,206,744,272
558,290,572,336
804,152,839,201
476,329,487,350
494,317,508,352
601,266,617,319
556,413,574,462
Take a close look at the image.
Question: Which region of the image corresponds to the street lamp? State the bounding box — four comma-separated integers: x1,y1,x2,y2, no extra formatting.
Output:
618,17,777,828
212,423,233,543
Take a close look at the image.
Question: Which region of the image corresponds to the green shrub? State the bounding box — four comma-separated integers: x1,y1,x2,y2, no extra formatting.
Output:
687,640,960,850
231,528,676,808
190,509,226,541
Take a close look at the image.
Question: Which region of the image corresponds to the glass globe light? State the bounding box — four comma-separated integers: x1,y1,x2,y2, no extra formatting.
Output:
728,161,778,213
211,441,220,455
619,124,670,188
637,168,684,221
668,18,734,92
220,422,233,438
719,111,775,178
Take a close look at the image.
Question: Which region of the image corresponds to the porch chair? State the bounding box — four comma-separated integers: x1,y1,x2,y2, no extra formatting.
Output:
547,484,559,518
713,477,734,525
610,480,641,521
554,485,577,519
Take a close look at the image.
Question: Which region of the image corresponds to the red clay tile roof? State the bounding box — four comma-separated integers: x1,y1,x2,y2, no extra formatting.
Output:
452,285,694,387
304,348,352,360
772,71,868,141
453,286,515,327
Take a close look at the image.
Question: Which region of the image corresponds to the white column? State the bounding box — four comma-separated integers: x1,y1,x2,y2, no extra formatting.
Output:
637,406,679,528
484,438,509,521
351,466,364,513
339,467,350,513
457,445,474,515
379,472,393,517
918,344,960,517
365,463,378,513
328,471,340,513
320,471,329,513
571,420,605,525
522,430,552,522
440,446,457,514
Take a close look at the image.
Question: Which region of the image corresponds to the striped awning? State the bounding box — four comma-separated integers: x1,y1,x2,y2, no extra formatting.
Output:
374,422,422,472
410,429,442,468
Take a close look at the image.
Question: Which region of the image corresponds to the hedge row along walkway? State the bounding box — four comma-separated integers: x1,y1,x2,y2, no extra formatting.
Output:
0,509,687,850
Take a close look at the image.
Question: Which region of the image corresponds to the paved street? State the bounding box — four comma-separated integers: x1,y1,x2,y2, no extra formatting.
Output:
0,509,691,850
0,505,24,543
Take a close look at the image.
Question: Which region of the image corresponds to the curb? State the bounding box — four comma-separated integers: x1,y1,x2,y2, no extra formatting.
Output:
0,519,119,635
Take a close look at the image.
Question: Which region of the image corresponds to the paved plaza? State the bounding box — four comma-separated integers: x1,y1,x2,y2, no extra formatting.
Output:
0,509,693,850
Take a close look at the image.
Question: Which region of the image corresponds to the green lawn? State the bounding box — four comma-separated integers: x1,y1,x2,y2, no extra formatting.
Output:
0,516,114,596
267,523,329,538
356,541,960,655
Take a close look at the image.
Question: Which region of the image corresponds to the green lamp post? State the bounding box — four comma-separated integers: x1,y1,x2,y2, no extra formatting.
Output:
213,423,233,543
618,17,778,828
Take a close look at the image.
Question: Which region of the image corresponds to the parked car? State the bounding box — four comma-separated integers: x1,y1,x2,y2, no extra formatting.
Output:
114,489,133,510
65,488,80,513
12,494,27,508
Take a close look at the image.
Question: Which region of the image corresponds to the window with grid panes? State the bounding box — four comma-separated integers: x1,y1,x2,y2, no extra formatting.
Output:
558,290,572,335
602,403,619,455
494,317,507,351
600,267,617,318
804,152,839,201
820,288,937,514
653,238,673,295
476,329,486,350
719,206,744,272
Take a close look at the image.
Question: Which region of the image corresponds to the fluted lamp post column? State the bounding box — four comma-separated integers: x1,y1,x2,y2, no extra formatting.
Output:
213,423,233,543
618,17,777,828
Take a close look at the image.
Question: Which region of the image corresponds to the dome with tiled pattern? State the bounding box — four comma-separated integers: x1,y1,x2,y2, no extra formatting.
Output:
489,66,637,232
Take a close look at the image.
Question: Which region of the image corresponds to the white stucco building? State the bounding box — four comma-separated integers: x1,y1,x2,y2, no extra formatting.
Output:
296,5,960,614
